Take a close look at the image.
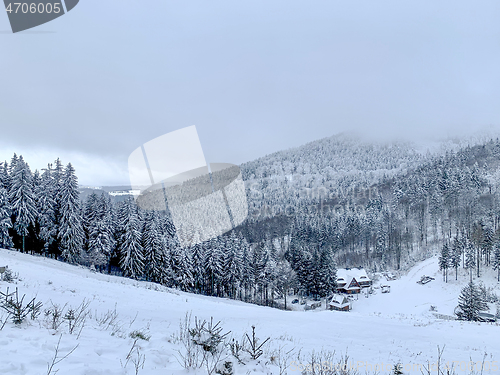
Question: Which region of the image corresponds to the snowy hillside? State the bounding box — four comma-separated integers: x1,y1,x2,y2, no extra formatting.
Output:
1,249,499,375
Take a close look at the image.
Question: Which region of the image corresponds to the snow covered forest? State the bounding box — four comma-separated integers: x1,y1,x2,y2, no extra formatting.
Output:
3,134,500,308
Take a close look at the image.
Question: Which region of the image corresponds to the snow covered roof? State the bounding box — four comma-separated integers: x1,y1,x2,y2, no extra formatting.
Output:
330,294,349,306
345,280,361,290
336,268,370,284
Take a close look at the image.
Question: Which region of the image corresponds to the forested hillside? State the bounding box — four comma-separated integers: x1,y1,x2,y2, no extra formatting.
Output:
2,135,500,308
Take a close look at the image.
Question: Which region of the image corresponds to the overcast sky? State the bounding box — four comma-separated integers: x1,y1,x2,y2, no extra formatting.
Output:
1,0,500,186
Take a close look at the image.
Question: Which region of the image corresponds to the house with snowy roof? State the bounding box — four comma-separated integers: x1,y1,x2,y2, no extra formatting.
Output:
336,268,372,294
329,294,351,311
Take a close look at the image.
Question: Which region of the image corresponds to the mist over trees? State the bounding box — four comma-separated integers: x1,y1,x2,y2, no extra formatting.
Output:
3,135,500,306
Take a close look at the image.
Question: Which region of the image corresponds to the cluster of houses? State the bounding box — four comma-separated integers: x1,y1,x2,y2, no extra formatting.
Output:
329,267,372,311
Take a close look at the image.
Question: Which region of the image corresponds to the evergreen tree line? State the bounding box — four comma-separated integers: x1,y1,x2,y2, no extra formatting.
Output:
0,154,83,260
0,154,337,308
240,139,500,277
5,139,500,309
439,220,500,283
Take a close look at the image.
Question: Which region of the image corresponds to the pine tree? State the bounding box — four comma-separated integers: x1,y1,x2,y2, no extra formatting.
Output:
450,236,461,281
170,246,194,291
223,232,242,298
492,242,500,282
275,259,296,310
316,246,336,297
261,240,277,305
51,158,65,250
250,242,268,303
471,221,484,278
239,236,252,301
0,162,10,190
32,169,41,191
98,193,117,272
83,192,99,240
58,163,84,263
392,363,404,375
296,250,314,296
0,187,14,249
87,219,109,268
36,165,56,256
439,243,450,282
190,234,205,293
482,226,494,266
9,153,18,175
161,233,175,285
118,199,144,279
456,281,488,321
142,211,165,283
204,237,223,296
465,241,475,282
9,156,37,253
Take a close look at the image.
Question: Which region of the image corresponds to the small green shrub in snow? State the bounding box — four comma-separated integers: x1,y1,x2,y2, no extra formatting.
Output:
0,287,42,325
129,329,151,341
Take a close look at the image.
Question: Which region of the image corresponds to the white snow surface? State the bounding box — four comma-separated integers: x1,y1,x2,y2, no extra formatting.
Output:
0,249,499,374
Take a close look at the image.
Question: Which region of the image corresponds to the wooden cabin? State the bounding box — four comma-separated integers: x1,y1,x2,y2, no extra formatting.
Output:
336,268,372,294
329,294,351,311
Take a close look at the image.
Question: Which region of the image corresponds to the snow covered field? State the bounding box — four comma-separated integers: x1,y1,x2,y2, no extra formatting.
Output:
1,249,499,375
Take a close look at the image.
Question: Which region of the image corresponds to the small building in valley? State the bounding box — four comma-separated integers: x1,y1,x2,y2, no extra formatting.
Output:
329,294,351,311
336,268,372,294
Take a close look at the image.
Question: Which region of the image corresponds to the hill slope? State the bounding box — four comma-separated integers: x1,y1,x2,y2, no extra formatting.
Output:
0,249,499,374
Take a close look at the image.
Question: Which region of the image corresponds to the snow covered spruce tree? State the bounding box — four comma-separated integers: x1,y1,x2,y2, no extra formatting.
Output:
314,246,337,298
439,243,450,282
493,242,500,282
465,241,476,282
117,198,144,279
190,236,205,294
204,236,223,297
0,186,14,249
99,193,117,270
170,244,194,291
275,259,297,310
239,236,252,301
58,163,85,263
84,193,116,270
450,236,462,281
9,153,18,175
51,158,65,245
142,210,166,283
0,161,11,190
83,192,99,239
35,164,57,256
87,219,112,269
456,281,488,321
8,156,37,253
222,231,243,299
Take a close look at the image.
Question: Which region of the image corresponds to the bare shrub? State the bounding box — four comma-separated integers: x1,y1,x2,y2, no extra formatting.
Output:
229,337,247,364
121,338,146,375
43,302,67,331
64,299,91,337
95,305,125,337
270,345,296,375
298,350,359,375
46,334,79,375
95,306,119,329
0,310,9,330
